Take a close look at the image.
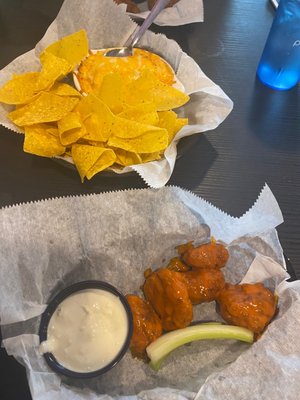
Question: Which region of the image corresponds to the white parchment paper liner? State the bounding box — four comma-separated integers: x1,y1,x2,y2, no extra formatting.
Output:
126,0,204,26
1,184,300,400
0,0,232,188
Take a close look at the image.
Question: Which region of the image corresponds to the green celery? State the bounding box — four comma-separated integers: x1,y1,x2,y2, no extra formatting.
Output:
146,323,254,371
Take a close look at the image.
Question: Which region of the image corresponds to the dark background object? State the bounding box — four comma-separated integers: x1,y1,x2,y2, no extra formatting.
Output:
0,0,299,399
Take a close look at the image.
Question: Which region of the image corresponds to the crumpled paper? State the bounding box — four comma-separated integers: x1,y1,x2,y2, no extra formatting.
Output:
1,184,300,400
126,0,204,26
0,0,232,188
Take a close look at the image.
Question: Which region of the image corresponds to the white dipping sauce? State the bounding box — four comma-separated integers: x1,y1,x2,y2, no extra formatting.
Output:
40,289,128,373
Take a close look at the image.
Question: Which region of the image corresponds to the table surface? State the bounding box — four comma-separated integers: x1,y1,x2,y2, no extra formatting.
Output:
0,0,299,398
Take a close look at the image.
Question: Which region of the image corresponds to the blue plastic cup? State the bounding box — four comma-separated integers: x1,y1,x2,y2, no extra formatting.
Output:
257,0,300,90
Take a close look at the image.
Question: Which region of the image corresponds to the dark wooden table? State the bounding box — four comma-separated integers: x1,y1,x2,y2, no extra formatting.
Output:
0,0,299,398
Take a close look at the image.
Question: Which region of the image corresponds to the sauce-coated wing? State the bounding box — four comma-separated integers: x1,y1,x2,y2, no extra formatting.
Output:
126,294,162,358
182,241,229,269
182,268,225,304
167,257,190,272
217,283,277,334
143,268,193,331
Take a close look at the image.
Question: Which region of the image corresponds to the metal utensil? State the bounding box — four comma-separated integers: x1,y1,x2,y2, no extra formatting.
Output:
104,0,170,57
269,0,279,8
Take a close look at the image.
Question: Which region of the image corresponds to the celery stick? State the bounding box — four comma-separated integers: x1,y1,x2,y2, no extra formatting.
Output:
146,324,254,371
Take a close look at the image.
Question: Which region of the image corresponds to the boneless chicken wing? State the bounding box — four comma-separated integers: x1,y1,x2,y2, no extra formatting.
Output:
143,268,193,331
126,295,163,358
182,240,229,269
166,257,190,272
217,283,277,334
181,268,225,304
168,243,227,304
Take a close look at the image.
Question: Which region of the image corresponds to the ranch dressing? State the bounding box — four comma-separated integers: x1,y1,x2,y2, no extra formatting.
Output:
40,289,128,372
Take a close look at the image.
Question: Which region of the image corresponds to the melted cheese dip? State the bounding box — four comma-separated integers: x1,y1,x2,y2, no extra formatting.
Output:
40,289,128,373
75,48,176,94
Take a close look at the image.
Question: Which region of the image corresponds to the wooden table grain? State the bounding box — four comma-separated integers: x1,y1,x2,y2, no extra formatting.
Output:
0,0,299,398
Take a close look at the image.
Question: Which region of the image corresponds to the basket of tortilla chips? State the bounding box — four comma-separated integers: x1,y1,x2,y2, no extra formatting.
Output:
0,30,191,182
0,0,232,187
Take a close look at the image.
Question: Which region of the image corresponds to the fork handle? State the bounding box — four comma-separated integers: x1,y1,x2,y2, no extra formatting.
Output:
125,0,170,48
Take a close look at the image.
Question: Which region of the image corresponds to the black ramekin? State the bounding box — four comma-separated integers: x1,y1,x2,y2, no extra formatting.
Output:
39,280,133,378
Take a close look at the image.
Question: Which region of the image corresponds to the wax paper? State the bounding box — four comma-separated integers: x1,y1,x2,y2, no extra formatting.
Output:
0,0,232,188
1,184,300,400
126,0,204,26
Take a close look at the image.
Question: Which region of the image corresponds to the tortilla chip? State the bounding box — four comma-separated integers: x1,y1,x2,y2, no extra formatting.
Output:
174,117,188,134
94,73,124,114
61,126,86,146
118,102,159,126
86,140,107,147
113,148,142,166
0,51,74,106
58,112,82,132
71,144,116,181
157,110,177,143
35,123,60,138
0,72,42,105
158,111,189,143
58,112,86,146
41,30,88,70
8,92,79,126
109,116,162,139
125,71,189,111
76,94,114,141
50,82,82,98
108,127,168,153
140,152,162,163
24,124,65,157
37,51,72,89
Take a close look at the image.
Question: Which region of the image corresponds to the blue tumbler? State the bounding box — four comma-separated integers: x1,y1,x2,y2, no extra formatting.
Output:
257,0,300,90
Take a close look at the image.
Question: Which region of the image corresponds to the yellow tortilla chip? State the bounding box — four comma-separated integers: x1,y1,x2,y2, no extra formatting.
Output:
108,127,168,153
0,52,74,106
37,51,72,89
61,126,86,146
118,102,159,126
50,82,82,98
0,56,75,106
157,110,177,143
0,72,42,105
32,122,60,137
58,112,86,146
140,152,162,163
125,71,189,111
41,30,88,70
113,148,142,166
9,92,79,126
94,73,124,114
158,111,188,143
109,116,161,139
58,112,82,132
71,144,116,181
76,94,115,141
23,122,59,137
24,124,65,157
174,117,188,133
86,140,107,147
